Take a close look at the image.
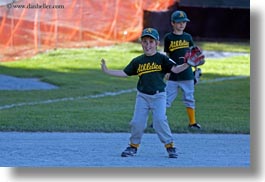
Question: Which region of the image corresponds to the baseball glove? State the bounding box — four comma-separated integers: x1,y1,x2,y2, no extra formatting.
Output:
184,46,205,67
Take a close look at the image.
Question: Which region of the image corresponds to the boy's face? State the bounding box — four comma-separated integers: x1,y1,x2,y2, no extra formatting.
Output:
141,36,159,56
172,21,187,32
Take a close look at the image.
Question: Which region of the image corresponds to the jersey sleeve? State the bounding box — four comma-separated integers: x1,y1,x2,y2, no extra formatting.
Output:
163,34,170,53
188,33,194,47
163,55,176,73
123,59,137,76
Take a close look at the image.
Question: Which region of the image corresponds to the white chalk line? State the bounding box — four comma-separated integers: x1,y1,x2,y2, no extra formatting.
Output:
0,76,248,111
0,88,137,111
200,75,248,83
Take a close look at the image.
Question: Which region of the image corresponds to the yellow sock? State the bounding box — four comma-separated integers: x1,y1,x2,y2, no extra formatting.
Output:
165,142,174,148
130,143,139,148
186,107,196,125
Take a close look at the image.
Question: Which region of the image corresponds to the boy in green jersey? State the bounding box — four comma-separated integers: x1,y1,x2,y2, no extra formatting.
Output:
101,28,189,158
164,10,202,129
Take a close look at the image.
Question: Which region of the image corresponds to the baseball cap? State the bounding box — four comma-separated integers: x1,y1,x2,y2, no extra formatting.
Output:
171,10,190,23
141,28,159,40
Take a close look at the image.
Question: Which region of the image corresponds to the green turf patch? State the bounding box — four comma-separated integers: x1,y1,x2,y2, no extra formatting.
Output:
0,42,250,133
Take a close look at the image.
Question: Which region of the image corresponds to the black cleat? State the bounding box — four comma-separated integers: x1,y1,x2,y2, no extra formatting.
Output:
188,123,201,129
121,146,137,157
166,147,178,158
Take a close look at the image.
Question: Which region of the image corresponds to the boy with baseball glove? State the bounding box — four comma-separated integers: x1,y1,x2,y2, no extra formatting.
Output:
101,28,202,158
164,10,205,129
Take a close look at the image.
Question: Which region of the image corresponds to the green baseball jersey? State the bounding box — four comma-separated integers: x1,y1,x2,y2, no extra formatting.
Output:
164,32,194,81
124,52,175,95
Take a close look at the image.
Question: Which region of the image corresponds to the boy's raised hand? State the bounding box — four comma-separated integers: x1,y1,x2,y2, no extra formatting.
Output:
101,58,107,72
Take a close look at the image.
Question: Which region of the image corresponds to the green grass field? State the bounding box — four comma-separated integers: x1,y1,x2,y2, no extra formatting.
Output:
0,41,250,133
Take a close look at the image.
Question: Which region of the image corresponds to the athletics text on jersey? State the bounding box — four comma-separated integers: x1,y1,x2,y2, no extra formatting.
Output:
137,62,162,76
168,40,189,52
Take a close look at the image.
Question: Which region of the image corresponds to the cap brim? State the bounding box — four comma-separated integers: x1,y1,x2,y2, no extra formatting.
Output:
173,18,190,23
141,34,158,40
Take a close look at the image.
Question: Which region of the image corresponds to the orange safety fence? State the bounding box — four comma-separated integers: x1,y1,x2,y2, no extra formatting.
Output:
0,0,177,61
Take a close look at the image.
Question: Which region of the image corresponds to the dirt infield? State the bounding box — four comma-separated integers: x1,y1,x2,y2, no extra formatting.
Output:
0,132,250,167
0,74,58,90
